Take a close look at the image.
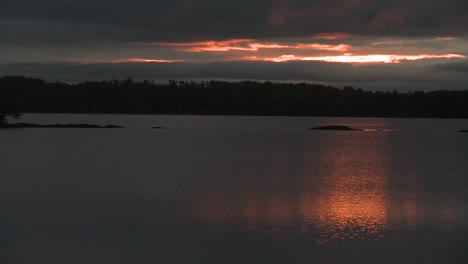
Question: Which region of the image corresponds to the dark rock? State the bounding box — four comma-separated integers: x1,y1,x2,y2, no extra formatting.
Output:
1,123,124,129
50,124,101,128
4,123,46,128
310,125,360,131
104,125,124,128
459,130,468,133
152,126,165,129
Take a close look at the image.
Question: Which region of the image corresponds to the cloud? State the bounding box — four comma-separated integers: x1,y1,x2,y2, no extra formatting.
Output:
152,39,351,52
1,0,467,91
251,54,465,63
433,61,468,73
1,0,467,45
111,58,185,63
2,59,468,91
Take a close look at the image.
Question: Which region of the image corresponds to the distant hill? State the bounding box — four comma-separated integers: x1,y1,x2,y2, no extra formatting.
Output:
1,76,468,118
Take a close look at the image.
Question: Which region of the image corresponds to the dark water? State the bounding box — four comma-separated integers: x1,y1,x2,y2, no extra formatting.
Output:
1,114,468,263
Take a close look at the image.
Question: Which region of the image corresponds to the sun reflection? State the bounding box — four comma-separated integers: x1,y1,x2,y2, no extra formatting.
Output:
298,135,390,243
311,180,387,242
189,127,461,245
193,133,392,244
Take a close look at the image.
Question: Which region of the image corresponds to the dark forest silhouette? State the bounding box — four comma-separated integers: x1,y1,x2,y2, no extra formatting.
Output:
0,79,22,125
1,76,468,119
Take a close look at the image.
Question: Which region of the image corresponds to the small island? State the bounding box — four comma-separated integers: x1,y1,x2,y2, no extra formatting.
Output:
1,99,123,129
460,130,468,133
1,123,124,129
310,125,360,131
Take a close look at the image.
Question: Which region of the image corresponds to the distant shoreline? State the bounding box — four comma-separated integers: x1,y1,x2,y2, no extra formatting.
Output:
0,122,123,129
3,76,468,119
18,112,468,120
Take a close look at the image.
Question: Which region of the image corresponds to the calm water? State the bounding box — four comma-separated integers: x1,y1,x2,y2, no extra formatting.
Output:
1,114,468,263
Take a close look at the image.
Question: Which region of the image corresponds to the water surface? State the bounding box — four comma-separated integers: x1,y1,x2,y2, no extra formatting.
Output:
1,114,467,263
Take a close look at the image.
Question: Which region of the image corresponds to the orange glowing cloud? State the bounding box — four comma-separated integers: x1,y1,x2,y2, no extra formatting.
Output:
435,37,455,41
311,33,350,40
250,54,466,63
157,39,258,52
296,44,350,52
153,39,350,53
112,58,184,63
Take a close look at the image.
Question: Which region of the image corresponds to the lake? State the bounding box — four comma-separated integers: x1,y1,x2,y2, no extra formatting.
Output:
1,114,467,263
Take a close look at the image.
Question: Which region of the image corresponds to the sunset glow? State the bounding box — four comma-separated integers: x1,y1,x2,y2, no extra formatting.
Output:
154,39,351,52
130,37,468,66
2,0,468,91
112,58,184,63
311,33,350,40
252,54,466,63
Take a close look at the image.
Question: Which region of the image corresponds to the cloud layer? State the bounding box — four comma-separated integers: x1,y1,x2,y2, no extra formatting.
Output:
2,0,468,43
2,60,467,91
1,0,467,90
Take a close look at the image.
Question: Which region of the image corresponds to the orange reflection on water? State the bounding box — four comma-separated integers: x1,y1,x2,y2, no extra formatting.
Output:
301,136,389,242
310,179,387,241
194,131,392,243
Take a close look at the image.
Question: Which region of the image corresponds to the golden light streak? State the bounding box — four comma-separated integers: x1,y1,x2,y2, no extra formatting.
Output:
371,40,397,46
435,37,455,41
311,33,350,40
252,54,466,63
153,39,350,53
191,42,289,52
296,44,350,52
112,58,184,63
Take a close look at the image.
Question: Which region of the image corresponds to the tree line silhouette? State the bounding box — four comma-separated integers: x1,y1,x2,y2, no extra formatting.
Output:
1,76,468,119
0,77,22,125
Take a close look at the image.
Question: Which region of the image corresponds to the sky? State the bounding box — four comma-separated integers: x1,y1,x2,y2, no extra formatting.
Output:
1,0,468,90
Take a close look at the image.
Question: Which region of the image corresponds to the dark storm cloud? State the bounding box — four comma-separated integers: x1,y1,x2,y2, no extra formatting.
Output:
2,60,467,91
1,0,467,44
